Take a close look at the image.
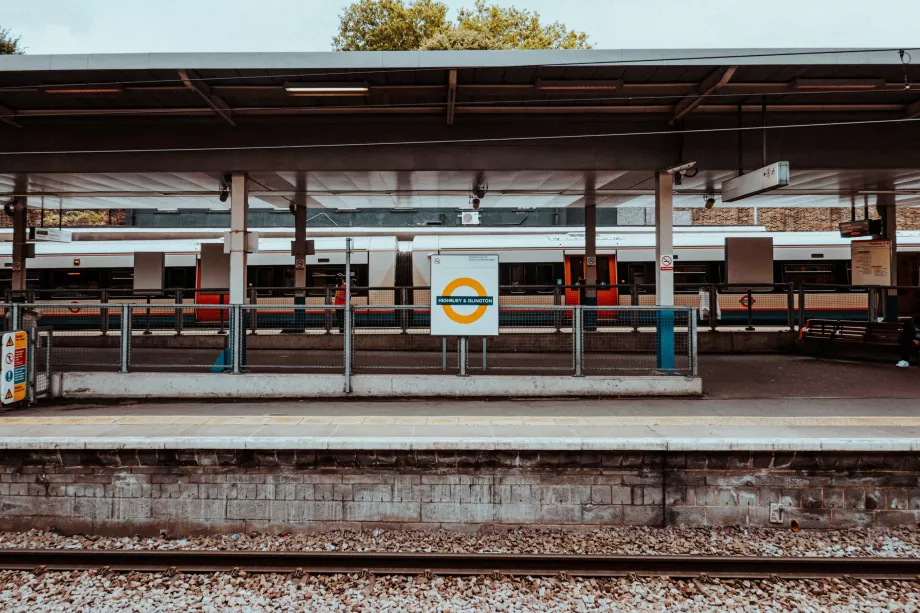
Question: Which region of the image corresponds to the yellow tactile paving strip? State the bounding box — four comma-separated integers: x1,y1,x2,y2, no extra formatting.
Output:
3,416,920,427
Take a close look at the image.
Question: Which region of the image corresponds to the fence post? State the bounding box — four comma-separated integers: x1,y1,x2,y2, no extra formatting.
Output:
249,287,259,335
175,290,184,336
482,337,487,370
101,290,109,336
689,309,698,377
400,287,409,334
120,304,131,373
709,284,718,332
744,290,755,331
574,307,583,377
553,286,562,333
230,306,242,374
218,293,227,335
441,337,447,371
458,337,468,376
343,305,352,393
10,303,19,330
786,284,795,332
631,284,640,333
798,284,806,330
27,327,35,404
324,287,332,334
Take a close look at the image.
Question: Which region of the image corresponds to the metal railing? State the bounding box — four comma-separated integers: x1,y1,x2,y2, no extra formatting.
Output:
11,303,697,381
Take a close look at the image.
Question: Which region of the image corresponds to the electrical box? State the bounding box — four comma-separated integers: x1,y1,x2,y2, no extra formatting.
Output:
134,252,165,291
291,240,316,257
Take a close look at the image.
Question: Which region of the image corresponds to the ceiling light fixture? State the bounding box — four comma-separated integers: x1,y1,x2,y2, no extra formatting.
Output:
45,86,123,94
791,78,884,90
284,82,370,96
536,80,622,92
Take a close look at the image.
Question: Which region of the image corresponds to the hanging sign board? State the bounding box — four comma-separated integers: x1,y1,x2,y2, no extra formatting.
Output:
851,239,892,286
722,161,790,202
1,331,27,404
430,254,499,336
31,228,73,243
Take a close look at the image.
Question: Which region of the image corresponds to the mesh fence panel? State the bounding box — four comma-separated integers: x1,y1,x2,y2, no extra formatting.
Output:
582,307,693,376
801,286,871,323
353,306,457,372
128,304,232,372
468,306,574,373
242,305,344,373
30,327,52,400
23,304,121,372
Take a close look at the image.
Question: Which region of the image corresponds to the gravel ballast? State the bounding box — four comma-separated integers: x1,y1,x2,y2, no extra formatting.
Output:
2,571,919,612
2,526,920,558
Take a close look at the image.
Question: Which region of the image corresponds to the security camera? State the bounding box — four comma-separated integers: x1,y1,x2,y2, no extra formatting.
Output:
471,198,481,210
473,188,486,200
704,196,716,209
664,161,698,176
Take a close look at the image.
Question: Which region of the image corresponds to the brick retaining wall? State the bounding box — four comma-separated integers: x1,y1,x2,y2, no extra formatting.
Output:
1,450,917,535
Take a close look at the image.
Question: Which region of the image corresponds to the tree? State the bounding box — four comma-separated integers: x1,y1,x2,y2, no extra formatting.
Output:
455,0,590,50
333,0,448,51
333,0,590,51
0,27,23,55
420,28,510,51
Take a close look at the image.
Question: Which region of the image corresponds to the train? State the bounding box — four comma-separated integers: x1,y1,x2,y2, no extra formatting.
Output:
1,226,919,329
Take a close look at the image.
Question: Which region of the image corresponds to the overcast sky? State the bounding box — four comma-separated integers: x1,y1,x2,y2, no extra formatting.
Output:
5,0,919,55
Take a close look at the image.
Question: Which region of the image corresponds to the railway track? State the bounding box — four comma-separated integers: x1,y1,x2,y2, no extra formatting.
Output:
1,550,918,580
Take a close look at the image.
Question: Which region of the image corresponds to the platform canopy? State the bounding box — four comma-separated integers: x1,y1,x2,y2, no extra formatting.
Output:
0,48,919,210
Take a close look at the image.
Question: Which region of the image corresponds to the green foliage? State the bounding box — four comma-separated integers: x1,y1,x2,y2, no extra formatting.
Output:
334,0,590,51
420,28,510,51
0,27,23,55
455,0,591,50
334,0,448,51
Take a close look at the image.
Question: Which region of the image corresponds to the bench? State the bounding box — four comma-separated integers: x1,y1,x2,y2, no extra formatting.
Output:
802,319,904,360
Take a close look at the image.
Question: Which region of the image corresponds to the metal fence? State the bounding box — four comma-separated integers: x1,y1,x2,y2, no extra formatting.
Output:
10,302,696,379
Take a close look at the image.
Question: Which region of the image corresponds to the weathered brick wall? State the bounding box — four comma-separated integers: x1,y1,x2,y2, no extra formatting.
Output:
0,450,917,535
683,207,920,232
0,210,125,228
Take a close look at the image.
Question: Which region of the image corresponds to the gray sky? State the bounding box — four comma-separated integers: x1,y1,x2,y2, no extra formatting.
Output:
5,0,919,54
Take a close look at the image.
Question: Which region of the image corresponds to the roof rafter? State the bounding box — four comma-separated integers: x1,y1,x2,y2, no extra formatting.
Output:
0,104,22,129
446,69,457,126
177,69,236,127
670,66,738,124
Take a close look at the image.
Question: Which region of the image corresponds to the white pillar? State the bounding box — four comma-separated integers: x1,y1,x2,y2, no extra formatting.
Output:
229,172,248,304
655,171,674,306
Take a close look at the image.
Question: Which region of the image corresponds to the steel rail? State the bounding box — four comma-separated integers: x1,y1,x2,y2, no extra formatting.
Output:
1,550,918,580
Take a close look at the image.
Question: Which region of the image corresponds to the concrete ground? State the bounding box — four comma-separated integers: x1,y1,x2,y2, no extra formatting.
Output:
0,355,918,451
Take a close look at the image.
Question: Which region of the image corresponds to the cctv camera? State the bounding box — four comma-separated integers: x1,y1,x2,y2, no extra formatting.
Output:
705,197,716,209
474,188,486,200
472,198,481,210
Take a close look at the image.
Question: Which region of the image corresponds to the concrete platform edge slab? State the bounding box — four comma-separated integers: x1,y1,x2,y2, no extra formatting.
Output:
59,372,703,399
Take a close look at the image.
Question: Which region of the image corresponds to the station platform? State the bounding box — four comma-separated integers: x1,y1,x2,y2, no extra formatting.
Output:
1,355,919,534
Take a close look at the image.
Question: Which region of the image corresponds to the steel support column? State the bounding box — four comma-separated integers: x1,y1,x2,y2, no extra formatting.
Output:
10,175,28,293
292,173,308,332
583,172,597,331
879,193,898,320
655,171,676,370
229,173,248,305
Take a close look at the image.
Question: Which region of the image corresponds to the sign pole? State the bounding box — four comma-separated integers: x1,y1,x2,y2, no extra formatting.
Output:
344,238,352,393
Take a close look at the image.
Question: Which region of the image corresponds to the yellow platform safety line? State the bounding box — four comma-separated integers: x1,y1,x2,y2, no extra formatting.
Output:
3,416,920,427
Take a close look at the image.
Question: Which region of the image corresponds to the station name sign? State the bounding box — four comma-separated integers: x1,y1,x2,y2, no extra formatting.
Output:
430,254,499,336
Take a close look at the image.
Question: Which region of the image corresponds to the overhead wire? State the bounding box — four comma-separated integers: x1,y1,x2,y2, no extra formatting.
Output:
1,115,917,157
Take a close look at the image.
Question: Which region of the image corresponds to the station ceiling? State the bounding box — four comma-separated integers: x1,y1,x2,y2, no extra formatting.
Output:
0,49,918,205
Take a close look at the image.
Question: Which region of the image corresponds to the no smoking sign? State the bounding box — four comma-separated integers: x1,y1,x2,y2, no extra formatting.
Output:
660,255,674,271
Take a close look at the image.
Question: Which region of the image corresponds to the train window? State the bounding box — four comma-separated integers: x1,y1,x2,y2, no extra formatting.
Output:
782,264,835,286
597,258,610,285
165,268,188,289
569,257,585,284
536,264,554,286
674,265,708,286
509,265,526,286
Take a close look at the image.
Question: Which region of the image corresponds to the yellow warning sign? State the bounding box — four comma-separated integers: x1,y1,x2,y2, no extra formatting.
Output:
4,390,11,400
4,338,11,347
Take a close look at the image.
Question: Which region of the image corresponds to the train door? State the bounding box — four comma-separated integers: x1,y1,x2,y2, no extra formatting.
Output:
563,254,618,306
